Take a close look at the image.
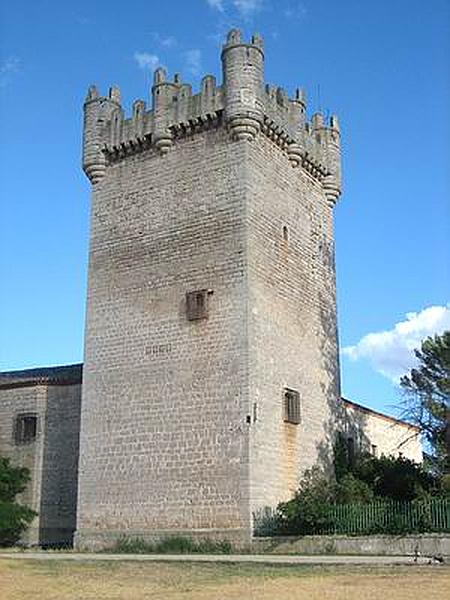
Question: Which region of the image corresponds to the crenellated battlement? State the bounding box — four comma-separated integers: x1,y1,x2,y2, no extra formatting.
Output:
82,30,341,203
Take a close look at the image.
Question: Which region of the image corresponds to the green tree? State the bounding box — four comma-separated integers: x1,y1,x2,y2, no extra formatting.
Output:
400,331,450,474
333,432,350,482
0,457,36,546
351,454,439,501
333,433,441,501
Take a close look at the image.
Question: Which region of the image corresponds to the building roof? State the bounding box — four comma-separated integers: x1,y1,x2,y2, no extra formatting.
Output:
342,397,420,431
0,363,82,389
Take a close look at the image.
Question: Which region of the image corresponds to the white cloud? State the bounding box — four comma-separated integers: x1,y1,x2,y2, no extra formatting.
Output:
134,52,160,71
0,57,20,75
161,36,177,48
185,49,202,76
151,32,177,48
284,1,307,19
233,0,264,17
342,304,450,383
207,0,225,11
0,56,20,87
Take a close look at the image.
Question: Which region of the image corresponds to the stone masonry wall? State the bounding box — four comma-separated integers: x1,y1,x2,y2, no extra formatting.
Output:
0,382,81,546
77,126,252,548
246,133,340,515
0,385,47,545
38,384,81,546
342,399,422,463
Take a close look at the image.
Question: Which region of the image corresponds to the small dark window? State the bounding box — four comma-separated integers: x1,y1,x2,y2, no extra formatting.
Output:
15,414,37,445
186,289,211,321
283,389,301,424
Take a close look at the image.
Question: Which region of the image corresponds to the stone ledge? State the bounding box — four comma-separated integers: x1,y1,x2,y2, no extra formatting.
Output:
252,533,450,557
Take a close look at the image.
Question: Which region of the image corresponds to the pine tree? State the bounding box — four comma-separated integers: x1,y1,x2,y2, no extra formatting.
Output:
400,331,450,474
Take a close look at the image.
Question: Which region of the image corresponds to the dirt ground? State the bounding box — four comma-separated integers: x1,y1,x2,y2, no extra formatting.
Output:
0,559,449,600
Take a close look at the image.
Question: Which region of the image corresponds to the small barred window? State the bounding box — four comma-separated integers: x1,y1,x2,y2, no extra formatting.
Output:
186,289,211,321
283,389,301,425
15,414,37,445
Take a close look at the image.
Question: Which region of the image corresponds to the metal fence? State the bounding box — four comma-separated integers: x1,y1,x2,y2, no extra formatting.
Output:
253,498,450,537
325,498,450,535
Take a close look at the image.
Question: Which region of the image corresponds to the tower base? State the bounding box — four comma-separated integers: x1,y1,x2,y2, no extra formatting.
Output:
74,526,253,551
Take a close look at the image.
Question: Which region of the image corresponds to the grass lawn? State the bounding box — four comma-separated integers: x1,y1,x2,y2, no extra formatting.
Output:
0,559,449,599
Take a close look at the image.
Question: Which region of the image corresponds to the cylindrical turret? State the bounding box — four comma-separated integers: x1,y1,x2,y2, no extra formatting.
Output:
132,99,146,138
82,85,122,185
151,67,177,154
221,29,264,141
287,88,307,166
175,79,192,123
200,75,217,114
289,88,307,133
322,115,342,205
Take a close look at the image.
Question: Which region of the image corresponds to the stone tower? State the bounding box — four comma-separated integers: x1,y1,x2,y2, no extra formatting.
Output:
76,30,342,549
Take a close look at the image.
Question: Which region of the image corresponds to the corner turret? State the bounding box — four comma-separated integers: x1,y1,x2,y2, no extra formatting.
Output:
322,115,342,205
221,29,264,141
82,85,122,184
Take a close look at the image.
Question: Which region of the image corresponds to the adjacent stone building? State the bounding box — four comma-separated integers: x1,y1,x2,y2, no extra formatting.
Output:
0,31,421,548
0,365,81,546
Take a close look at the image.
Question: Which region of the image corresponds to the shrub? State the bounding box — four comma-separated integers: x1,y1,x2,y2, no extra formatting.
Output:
276,467,335,535
333,473,374,504
352,454,438,501
0,457,36,546
441,474,450,496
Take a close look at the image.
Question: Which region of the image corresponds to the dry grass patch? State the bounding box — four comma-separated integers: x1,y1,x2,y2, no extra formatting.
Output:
0,559,449,600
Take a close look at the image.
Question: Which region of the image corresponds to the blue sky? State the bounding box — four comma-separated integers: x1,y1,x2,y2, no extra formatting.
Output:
1,0,449,418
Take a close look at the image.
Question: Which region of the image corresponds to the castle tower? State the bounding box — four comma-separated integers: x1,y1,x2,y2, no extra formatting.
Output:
76,31,342,549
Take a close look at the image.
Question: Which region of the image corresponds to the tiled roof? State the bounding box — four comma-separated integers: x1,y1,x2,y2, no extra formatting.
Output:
0,363,82,389
342,397,420,430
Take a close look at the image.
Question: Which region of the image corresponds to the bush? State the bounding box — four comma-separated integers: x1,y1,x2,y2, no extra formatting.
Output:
441,474,450,496
254,433,450,537
333,473,374,504
0,457,36,546
352,454,438,501
0,502,36,546
276,467,335,535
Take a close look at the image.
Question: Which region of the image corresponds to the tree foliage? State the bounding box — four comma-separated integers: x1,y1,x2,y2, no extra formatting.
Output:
400,331,450,474
266,433,446,536
276,467,335,535
334,473,374,504
351,454,439,501
0,457,36,546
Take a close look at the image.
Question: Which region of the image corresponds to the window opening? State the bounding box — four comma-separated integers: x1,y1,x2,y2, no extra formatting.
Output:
15,414,37,445
186,289,211,320
283,389,301,424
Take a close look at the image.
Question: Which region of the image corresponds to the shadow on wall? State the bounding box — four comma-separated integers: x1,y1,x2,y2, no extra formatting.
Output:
38,385,81,548
314,244,370,475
